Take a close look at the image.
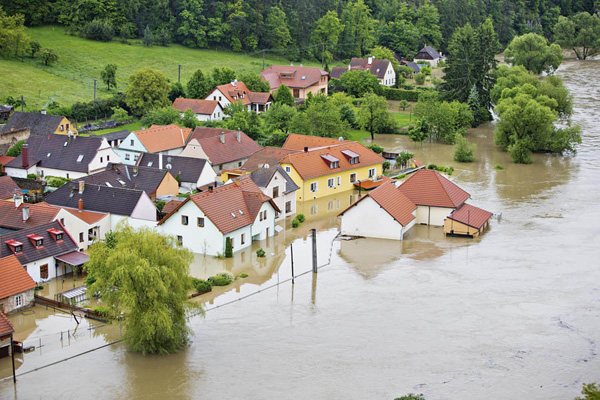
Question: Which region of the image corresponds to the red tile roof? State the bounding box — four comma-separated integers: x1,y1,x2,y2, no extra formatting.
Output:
64,208,108,225
281,141,385,181
161,200,182,215
0,155,15,167
282,133,342,151
447,203,492,229
0,176,20,200
354,175,396,190
398,169,470,208
0,312,14,337
0,201,60,230
172,98,220,115
261,65,328,90
0,254,36,300
339,181,417,227
188,127,262,166
208,81,270,106
134,124,192,153
241,147,300,171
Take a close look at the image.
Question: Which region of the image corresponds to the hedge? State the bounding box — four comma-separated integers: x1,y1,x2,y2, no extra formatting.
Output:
382,86,437,101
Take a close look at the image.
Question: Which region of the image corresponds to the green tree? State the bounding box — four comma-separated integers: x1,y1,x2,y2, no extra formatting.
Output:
6,140,25,157
263,103,296,134
339,70,381,97
341,0,376,58
311,11,344,64
212,67,236,86
101,63,117,91
125,68,171,116
225,237,233,258
273,84,295,106
396,151,415,169
291,97,349,139
454,135,476,162
414,92,473,144
575,382,600,400
224,103,263,140
398,100,410,111
414,73,426,85
143,25,154,47
85,225,198,355
357,92,394,140
238,72,270,92
168,82,186,102
174,0,207,48
505,33,563,74
181,109,199,129
141,106,181,126
264,6,291,49
554,12,600,60
0,9,30,58
407,119,429,146
38,48,58,66
187,69,213,99
29,41,41,58
111,107,129,122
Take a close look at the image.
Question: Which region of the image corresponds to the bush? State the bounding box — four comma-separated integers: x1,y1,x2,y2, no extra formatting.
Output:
382,87,419,102
291,218,299,228
191,278,212,293
427,163,437,170
6,140,25,157
208,272,234,286
395,394,426,400
383,160,391,172
414,73,426,85
225,237,233,258
421,66,432,76
296,214,305,223
454,135,476,162
495,164,505,170
256,248,266,258
93,306,112,317
238,273,248,278
82,19,114,42
27,173,37,180
46,176,71,188
367,144,384,154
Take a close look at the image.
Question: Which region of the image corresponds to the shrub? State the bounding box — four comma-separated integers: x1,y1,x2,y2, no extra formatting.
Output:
398,173,407,179
256,248,266,258
454,135,476,162
495,164,505,170
367,144,384,154
46,176,71,188
82,19,114,42
398,100,410,111
395,394,426,400
225,237,233,258
93,306,112,317
382,87,419,101
6,140,25,157
191,278,212,293
27,173,37,180
428,163,437,170
421,66,432,76
296,214,305,223
414,73,426,85
383,160,391,172
291,218,299,228
238,273,248,278
208,272,234,286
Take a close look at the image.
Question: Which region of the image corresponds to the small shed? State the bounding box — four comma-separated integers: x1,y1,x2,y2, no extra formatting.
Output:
55,286,87,305
444,203,492,238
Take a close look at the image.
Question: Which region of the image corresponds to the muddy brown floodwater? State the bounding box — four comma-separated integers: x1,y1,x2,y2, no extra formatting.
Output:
2,60,600,400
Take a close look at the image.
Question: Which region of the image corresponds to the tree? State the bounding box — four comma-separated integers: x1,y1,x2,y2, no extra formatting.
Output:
264,6,291,49
141,106,181,126
155,27,171,46
407,119,428,146
0,9,30,58
225,237,233,258
181,109,199,129
454,135,476,162
187,69,213,99
263,103,296,134
111,107,129,122
414,91,473,144
29,41,41,58
575,382,600,400
238,72,270,92
311,11,344,64
39,48,58,66
85,225,198,355
340,0,376,58
212,67,236,86
396,151,415,169
554,12,600,60
414,73,426,85
273,84,295,106
82,19,114,41
504,33,563,74
339,70,381,97
174,0,207,48
291,97,349,139
357,92,394,140
169,82,186,102
125,68,171,116
398,100,410,111
143,25,154,47
101,64,117,91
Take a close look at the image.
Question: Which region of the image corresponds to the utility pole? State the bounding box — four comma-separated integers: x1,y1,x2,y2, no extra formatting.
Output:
262,49,265,71
311,228,317,273
178,65,181,83
20,95,24,112
321,43,325,68
93,79,97,101
290,242,295,284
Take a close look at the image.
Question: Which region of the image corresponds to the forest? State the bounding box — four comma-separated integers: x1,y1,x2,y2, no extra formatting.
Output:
1,0,599,62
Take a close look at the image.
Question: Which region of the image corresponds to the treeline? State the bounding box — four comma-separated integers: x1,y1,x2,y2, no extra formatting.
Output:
2,0,598,60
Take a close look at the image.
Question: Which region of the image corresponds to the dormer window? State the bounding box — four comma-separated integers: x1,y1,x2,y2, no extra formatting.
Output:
321,154,340,169
341,149,360,164
5,239,24,255
27,234,44,249
47,228,64,243
231,212,237,218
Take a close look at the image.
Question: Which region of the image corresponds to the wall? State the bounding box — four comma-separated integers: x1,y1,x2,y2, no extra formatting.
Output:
415,205,455,226
443,218,489,237
55,208,111,250
250,202,276,241
155,173,180,198
297,77,328,99
117,132,147,165
0,127,29,149
129,192,158,222
53,117,78,135
23,255,71,283
1,290,35,315
178,140,210,160
340,196,407,240
381,63,396,87
88,139,121,173
4,164,36,178
257,169,296,221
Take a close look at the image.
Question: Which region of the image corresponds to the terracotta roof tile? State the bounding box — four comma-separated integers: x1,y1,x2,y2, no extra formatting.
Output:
188,127,262,166
0,312,14,337
208,82,270,106
64,208,108,225
172,98,220,115
261,65,328,90
447,203,492,229
354,175,396,190
281,141,385,181
161,200,182,215
0,254,36,299
397,169,470,208
241,147,300,171
134,124,192,153
0,201,60,230
0,176,20,200
349,58,392,79
282,133,343,151
0,155,15,166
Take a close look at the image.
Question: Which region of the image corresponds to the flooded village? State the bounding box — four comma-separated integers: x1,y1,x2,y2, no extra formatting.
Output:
1,3,600,397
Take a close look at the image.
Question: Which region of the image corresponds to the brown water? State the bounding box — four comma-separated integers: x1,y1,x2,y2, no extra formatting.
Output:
2,60,600,399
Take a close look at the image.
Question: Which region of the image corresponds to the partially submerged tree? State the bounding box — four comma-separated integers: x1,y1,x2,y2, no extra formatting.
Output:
85,225,199,355
504,33,563,74
554,12,600,60
454,135,476,162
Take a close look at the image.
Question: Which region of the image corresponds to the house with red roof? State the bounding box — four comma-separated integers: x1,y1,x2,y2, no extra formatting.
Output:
0,254,36,314
205,81,272,114
330,57,396,87
157,179,279,256
172,98,224,121
116,124,193,165
261,65,329,100
444,203,493,238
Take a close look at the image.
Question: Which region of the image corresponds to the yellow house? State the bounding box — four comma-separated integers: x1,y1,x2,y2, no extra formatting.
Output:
280,141,385,202
2,111,78,136
53,116,78,135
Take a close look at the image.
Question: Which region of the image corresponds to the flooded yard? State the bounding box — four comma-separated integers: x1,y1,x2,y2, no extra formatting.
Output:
1,59,599,399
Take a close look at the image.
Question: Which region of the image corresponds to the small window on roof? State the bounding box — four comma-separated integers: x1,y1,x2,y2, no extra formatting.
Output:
117,179,127,186
147,161,153,167
231,212,237,218
77,154,84,162
47,152,51,158
301,75,306,80
239,209,244,215
105,182,113,187
64,141,68,147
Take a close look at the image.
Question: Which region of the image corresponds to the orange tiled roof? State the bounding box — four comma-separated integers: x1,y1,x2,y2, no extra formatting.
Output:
447,203,492,229
280,141,385,181
339,181,416,227
0,155,15,166
64,208,109,225
172,98,220,115
0,201,60,230
134,124,192,153
261,65,328,90
0,176,20,200
282,133,342,151
397,169,470,208
0,254,36,300
188,128,262,166
241,147,300,171
162,200,183,215
209,81,268,106
354,175,396,190
0,312,14,337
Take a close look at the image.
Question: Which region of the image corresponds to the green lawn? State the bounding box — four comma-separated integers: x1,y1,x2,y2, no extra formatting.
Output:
348,112,414,142
0,26,332,110
90,120,143,135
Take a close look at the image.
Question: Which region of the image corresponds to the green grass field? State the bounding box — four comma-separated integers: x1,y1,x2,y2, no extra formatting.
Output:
348,111,414,142
0,26,329,110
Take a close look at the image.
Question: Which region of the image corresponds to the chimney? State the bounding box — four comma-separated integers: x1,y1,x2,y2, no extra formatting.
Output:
22,206,30,222
208,185,213,192
304,146,308,153
14,193,23,208
159,153,163,169
78,181,85,194
220,132,225,144
41,109,47,115
368,57,373,65
78,198,83,212
236,130,241,143
133,166,138,175
22,143,29,167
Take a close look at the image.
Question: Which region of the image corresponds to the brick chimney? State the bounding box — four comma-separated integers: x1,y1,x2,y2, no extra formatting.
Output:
22,143,29,167
22,206,30,222
78,198,83,212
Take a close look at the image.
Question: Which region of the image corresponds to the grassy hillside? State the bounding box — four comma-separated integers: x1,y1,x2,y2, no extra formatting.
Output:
0,26,328,110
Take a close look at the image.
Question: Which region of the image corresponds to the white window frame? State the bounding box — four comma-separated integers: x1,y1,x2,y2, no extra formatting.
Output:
350,173,357,183
125,153,130,161
337,176,341,186
310,182,318,192
327,178,334,188
284,166,291,173
369,168,376,178
15,295,22,307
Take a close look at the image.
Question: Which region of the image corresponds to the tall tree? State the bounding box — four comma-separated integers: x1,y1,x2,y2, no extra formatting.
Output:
125,68,171,116
311,10,344,64
341,0,376,58
357,92,394,140
263,6,291,49
505,33,564,74
85,225,199,355
212,66,236,86
554,12,600,59
0,8,30,58
273,84,295,106
101,63,118,91
187,69,213,99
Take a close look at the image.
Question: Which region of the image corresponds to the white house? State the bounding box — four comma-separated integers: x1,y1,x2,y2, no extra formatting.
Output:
205,81,272,114
243,166,299,221
4,135,120,180
172,98,224,121
0,255,36,314
414,45,443,67
116,124,193,165
158,178,279,256
339,181,417,240
54,207,111,251
331,57,396,87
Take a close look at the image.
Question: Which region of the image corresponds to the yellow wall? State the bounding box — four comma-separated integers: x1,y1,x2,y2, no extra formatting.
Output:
156,172,180,199
443,218,490,237
53,117,78,135
282,162,382,202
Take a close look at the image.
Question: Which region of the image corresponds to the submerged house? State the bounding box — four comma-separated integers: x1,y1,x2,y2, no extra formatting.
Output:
0,255,36,314
444,203,492,238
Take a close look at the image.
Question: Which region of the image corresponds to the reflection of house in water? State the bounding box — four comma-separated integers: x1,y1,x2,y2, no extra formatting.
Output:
338,238,403,279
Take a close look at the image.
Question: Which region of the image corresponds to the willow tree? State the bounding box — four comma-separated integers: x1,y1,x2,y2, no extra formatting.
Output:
86,225,199,355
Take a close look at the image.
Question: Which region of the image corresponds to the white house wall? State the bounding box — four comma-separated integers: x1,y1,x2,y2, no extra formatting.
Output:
5,165,36,178
129,192,158,222
259,170,296,221
54,208,111,251
415,205,455,226
178,140,210,160
340,196,408,240
88,140,121,173
250,202,276,241
117,132,147,165
23,255,71,283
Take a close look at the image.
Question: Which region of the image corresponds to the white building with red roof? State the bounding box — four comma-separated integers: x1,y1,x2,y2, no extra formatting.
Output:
0,254,36,314
205,81,272,114
172,98,224,121
261,65,329,100
157,178,279,256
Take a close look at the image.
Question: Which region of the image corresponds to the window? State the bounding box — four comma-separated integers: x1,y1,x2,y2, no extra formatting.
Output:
284,166,291,173
181,215,189,225
79,232,84,243
107,155,110,161
350,173,357,183
125,154,130,161
293,88,300,98
60,218,65,225
310,182,318,192
272,186,279,198
241,233,245,245
330,161,339,169
134,154,139,161
219,165,223,171
337,176,341,186
66,173,69,179
100,157,103,163
130,139,134,146
14,245,22,254
40,264,48,280
197,217,205,227
231,238,234,248
263,210,267,220
177,235,183,245
238,161,242,167
328,178,334,188
15,295,22,307
56,233,63,241
77,155,84,163
369,168,376,178
285,201,291,213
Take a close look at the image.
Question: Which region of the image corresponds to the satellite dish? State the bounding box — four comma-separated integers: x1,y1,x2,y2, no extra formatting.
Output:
166,164,172,170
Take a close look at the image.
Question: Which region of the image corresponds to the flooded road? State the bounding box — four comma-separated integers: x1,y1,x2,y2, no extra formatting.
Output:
2,60,600,399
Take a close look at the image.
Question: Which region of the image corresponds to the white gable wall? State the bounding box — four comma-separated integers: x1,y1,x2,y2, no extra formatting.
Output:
250,202,277,241
415,205,455,226
88,139,121,173
130,191,158,221
117,132,148,165
381,62,396,87
54,208,111,250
